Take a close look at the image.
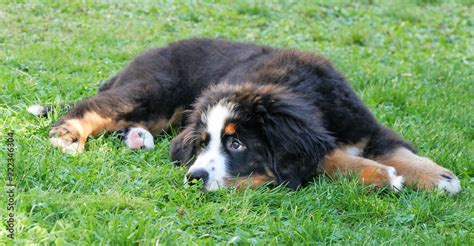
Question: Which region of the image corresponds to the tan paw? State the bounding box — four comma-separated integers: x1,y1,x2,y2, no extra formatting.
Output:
423,170,461,195
377,148,461,195
49,120,85,154
403,155,461,195
360,165,404,192
386,167,404,192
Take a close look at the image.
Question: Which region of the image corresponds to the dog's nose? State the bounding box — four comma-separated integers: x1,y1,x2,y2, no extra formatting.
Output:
186,169,209,184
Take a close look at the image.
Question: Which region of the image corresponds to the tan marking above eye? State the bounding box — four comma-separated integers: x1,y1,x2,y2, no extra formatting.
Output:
201,130,208,142
224,122,237,135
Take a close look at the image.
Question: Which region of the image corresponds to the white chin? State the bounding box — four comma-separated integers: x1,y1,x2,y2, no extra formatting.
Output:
205,180,223,192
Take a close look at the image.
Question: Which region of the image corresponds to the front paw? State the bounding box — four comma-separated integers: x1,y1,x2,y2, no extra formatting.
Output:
376,148,462,195
386,167,404,192
435,172,461,195
49,120,84,154
412,163,461,195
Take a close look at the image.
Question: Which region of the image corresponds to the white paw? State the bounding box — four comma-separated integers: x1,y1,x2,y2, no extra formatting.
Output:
27,104,46,116
387,167,404,192
437,174,461,195
124,127,155,150
49,137,82,154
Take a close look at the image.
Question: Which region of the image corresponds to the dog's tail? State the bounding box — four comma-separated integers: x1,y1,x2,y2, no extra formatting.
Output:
27,104,71,117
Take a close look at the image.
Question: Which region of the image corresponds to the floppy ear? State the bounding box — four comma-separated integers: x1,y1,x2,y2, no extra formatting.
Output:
170,126,196,166
258,94,335,189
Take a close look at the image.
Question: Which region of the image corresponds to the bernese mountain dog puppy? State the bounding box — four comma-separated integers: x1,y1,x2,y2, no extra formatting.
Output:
29,38,461,194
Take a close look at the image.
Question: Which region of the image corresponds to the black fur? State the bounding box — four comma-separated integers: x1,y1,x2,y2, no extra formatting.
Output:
53,38,415,189
174,83,336,188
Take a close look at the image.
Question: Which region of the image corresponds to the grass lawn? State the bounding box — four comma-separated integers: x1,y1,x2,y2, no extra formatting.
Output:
1,0,473,244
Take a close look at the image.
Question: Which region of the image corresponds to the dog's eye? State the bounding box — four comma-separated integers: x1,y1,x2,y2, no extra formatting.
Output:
226,137,245,151
231,140,241,149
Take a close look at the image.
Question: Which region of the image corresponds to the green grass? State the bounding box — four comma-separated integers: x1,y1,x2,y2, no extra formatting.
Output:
1,0,473,244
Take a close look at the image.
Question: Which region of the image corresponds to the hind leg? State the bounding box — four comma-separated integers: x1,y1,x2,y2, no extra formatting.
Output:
49,103,127,153
49,84,184,154
116,127,155,150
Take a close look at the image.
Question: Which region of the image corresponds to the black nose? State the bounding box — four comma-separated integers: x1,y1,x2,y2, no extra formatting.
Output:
186,169,209,184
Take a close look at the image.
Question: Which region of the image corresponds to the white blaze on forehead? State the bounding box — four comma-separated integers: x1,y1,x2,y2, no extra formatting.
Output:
204,101,234,142
188,101,234,191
